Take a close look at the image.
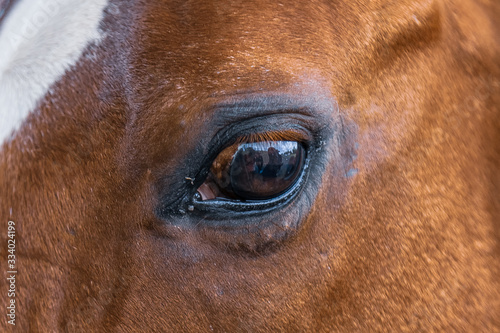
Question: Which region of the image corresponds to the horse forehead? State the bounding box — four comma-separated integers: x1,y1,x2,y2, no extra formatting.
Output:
0,0,439,148
0,0,329,147
125,1,337,80
0,0,109,146
122,0,437,107
112,2,337,145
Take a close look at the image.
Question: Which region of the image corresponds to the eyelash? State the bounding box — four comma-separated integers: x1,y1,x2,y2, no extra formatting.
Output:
235,130,306,144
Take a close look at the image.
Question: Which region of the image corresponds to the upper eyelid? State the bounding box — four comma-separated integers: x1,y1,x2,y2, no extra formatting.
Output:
207,121,313,159
208,93,335,129
235,130,309,144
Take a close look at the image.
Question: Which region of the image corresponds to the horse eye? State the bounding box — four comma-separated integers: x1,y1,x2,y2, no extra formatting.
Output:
197,141,306,201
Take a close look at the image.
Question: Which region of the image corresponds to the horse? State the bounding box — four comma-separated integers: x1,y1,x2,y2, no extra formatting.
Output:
0,0,498,331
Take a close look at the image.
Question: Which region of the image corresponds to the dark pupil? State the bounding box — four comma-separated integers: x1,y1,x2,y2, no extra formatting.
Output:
229,141,305,200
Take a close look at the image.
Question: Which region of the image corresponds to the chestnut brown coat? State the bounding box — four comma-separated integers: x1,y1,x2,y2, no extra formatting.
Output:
0,0,499,331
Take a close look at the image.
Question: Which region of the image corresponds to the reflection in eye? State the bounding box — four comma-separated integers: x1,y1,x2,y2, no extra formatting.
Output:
197,141,305,201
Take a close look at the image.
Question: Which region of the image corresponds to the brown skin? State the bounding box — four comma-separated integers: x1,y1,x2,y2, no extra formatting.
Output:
1,0,499,331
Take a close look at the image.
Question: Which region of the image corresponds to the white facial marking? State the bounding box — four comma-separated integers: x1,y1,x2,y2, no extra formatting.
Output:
0,0,110,145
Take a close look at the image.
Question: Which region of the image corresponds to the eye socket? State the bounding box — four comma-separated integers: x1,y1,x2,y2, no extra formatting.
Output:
197,141,306,201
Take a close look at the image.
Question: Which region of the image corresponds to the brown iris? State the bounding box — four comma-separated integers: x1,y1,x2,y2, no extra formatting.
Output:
197,141,305,201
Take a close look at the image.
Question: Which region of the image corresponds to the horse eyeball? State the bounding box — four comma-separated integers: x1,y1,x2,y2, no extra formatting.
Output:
198,141,305,201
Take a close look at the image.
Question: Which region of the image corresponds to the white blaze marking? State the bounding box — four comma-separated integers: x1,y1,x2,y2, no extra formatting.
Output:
0,0,109,145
